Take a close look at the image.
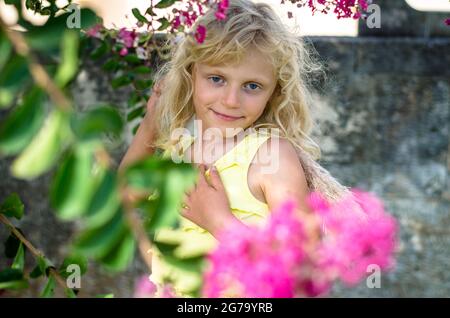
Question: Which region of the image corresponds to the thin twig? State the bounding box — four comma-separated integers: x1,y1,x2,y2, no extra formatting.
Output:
122,192,153,271
0,214,68,292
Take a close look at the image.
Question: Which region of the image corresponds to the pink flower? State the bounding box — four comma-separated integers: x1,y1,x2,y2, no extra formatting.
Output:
133,275,157,298
203,188,397,298
218,0,229,11
215,0,229,21
85,24,102,38
445,18,450,26
194,25,206,44
313,189,398,286
119,47,128,56
215,11,227,20
172,16,181,29
203,199,312,298
117,28,137,48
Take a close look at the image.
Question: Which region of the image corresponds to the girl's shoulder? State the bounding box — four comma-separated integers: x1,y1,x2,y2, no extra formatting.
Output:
251,130,305,180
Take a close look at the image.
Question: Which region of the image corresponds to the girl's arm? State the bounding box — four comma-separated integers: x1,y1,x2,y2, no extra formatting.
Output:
259,138,319,240
118,82,162,175
260,138,310,213
118,82,162,205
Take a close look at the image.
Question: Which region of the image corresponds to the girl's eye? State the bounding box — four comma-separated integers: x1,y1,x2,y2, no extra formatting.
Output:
245,83,261,91
208,76,261,91
208,76,223,84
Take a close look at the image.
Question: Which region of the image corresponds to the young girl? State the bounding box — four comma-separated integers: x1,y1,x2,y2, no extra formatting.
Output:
119,0,352,296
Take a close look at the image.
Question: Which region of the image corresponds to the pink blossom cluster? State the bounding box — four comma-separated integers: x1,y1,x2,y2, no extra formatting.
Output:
117,28,138,56
133,275,176,298
202,200,310,298
283,0,371,19
309,189,398,286
86,0,373,49
215,0,230,21
203,189,398,298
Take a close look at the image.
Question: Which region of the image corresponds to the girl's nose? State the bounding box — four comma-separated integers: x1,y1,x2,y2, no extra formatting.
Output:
222,85,240,109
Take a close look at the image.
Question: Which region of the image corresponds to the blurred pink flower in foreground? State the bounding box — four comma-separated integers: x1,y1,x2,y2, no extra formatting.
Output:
133,275,157,298
203,189,398,298
311,189,398,286
133,275,176,298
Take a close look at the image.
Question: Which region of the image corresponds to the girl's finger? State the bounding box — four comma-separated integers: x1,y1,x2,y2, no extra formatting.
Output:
180,206,190,218
196,164,208,187
208,166,224,191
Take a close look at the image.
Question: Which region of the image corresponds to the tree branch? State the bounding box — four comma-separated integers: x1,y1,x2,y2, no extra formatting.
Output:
0,214,68,292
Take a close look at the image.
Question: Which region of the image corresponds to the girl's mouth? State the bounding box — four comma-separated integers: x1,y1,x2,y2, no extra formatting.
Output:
211,109,244,121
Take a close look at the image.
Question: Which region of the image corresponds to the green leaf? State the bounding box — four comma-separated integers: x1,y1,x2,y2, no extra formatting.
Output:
50,145,96,221
153,242,204,273
4,232,21,258
102,58,120,72
0,193,24,220
11,243,25,271
145,7,157,17
149,168,196,231
4,0,21,6
0,88,14,109
11,110,70,180
26,9,98,53
0,268,28,290
59,254,88,278
101,231,136,272
127,106,144,122
133,66,152,74
40,276,55,298
0,54,30,106
74,210,128,259
38,256,54,277
111,75,133,88
0,30,13,73
123,54,141,65
65,288,77,298
84,169,121,229
0,268,23,282
96,293,114,298
127,92,142,108
90,41,109,60
55,30,80,88
132,8,148,23
0,87,46,155
134,79,152,91
132,123,140,135
157,17,171,31
29,264,44,279
155,0,177,9
0,280,29,290
125,157,179,190
70,106,124,141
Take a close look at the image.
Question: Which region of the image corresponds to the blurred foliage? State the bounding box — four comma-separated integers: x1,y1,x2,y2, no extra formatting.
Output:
0,0,198,297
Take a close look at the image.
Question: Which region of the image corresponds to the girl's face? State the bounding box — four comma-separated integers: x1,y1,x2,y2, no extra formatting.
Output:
191,49,278,137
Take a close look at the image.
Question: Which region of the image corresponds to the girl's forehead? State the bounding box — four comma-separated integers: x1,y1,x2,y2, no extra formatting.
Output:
194,50,276,76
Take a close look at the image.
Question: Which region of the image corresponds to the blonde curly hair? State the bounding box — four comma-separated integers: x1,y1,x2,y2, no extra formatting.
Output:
151,0,351,203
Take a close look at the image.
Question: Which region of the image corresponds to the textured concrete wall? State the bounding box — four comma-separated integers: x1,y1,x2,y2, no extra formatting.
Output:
1,7,449,297
310,36,450,297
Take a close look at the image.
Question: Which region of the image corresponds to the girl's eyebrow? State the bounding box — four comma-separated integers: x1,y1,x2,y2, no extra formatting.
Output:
204,67,271,86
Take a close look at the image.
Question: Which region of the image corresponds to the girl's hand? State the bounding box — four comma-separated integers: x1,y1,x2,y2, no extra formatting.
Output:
181,164,238,238
142,79,164,131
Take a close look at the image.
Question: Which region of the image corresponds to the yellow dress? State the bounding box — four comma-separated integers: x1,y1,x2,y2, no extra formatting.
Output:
149,129,272,297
